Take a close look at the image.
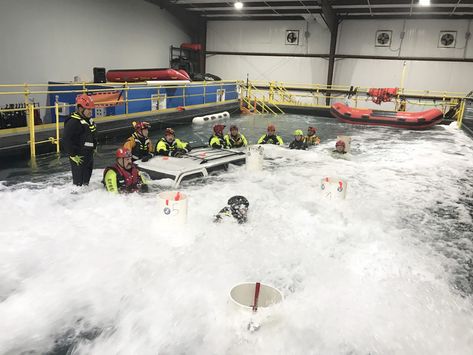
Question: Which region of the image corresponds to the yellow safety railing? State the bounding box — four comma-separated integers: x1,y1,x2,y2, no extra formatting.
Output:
0,80,240,161
2,79,471,162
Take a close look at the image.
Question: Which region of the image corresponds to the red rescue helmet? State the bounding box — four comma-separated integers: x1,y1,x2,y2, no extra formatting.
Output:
230,125,238,131
133,121,150,132
116,148,132,158
76,94,95,109
267,124,276,132
335,140,346,148
164,127,175,136
308,126,317,134
213,124,225,134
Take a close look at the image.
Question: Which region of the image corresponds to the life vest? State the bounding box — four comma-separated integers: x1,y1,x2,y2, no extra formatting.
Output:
225,133,246,148
130,133,150,160
289,139,308,150
258,134,282,145
367,88,398,105
304,134,320,145
209,134,227,148
70,112,97,150
103,164,141,193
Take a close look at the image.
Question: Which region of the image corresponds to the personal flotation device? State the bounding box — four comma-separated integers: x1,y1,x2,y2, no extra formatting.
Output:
103,164,141,193
367,88,398,105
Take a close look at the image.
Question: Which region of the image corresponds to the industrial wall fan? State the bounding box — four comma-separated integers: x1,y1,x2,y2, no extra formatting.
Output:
285,30,300,45
438,31,456,48
375,30,392,47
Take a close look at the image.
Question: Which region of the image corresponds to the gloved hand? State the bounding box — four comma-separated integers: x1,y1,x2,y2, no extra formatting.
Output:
171,149,185,158
186,144,192,152
141,153,153,162
70,155,84,165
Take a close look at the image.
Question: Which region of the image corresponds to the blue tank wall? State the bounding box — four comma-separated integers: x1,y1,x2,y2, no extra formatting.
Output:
47,82,238,122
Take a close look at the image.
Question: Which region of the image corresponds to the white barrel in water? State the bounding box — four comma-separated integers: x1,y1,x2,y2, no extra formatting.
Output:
337,135,352,153
320,177,347,200
157,191,188,224
246,145,264,171
229,282,283,313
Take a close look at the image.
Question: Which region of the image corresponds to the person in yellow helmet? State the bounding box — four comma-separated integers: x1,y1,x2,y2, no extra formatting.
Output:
289,129,308,150
304,126,321,145
156,127,192,157
257,124,283,145
123,121,154,162
224,125,248,148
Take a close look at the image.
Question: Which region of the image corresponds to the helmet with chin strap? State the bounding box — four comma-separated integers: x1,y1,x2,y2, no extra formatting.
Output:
308,126,317,134
213,124,225,134
133,121,150,133
116,148,132,158
228,195,249,208
336,140,346,148
165,127,175,136
76,94,95,109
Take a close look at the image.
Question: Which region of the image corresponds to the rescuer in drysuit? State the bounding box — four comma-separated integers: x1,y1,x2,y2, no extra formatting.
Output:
156,127,192,157
214,195,249,224
123,121,154,161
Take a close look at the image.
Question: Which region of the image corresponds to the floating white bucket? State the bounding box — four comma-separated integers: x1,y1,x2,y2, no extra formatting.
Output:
229,282,283,313
246,145,264,171
157,191,188,224
192,111,231,124
337,135,352,153
320,177,347,200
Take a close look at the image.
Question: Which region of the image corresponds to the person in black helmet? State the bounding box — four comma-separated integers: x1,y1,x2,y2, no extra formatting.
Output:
214,195,249,224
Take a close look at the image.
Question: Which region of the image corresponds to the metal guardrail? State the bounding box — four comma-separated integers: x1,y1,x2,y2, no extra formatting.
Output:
0,80,239,160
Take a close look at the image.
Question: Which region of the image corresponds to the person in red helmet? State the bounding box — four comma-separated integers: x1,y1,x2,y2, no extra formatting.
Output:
102,148,148,193
257,124,283,145
123,121,154,161
224,125,248,148
334,140,347,154
304,126,320,145
156,127,192,157
63,94,97,186
209,124,229,149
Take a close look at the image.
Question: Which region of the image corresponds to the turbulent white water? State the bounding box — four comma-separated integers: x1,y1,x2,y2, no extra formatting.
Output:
1,121,473,354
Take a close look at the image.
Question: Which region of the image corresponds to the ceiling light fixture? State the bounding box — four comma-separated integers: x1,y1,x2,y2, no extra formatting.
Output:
419,0,431,6
234,1,244,10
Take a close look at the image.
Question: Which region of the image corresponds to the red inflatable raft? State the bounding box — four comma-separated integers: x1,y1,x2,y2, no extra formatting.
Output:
106,68,190,82
330,102,444,129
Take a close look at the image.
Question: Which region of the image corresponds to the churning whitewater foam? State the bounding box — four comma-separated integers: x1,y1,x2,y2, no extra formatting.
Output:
0,120,472,354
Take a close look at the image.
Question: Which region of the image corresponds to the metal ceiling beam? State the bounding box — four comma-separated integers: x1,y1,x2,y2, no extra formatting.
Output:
203,12,322,17
145,0,205,38
186,5,322,11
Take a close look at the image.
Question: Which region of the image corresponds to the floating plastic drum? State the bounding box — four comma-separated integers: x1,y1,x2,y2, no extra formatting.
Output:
337,135,352,153
246,145,264,171
229,282,283,313
192,111,230,124
320,177,347,200
157,191,188,224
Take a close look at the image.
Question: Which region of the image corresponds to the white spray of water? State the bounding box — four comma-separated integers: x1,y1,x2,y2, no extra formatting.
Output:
0,123,472,354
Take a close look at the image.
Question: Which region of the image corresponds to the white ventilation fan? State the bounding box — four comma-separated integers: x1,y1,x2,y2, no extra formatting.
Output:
438,31,456,48
375,30,392,47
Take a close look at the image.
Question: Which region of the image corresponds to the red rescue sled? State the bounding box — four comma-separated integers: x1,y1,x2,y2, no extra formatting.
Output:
106,68,190,82
330,102,444,130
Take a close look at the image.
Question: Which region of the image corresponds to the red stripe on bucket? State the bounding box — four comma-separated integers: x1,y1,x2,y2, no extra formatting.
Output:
175,192,181,201
165,199,169,206
252,282,261,312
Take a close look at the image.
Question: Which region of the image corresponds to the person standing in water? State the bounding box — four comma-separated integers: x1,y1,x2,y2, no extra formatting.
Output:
63,94,97,186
